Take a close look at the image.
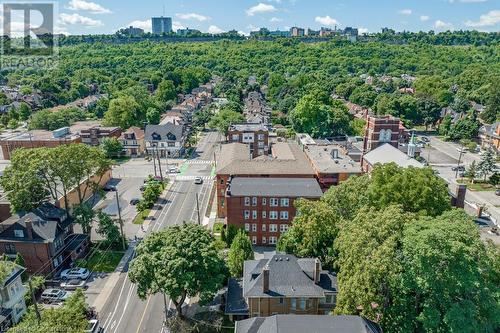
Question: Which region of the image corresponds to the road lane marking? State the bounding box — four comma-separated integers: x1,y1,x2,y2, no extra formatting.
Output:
112,282,136,333
135,295,152,333
103,274,130,330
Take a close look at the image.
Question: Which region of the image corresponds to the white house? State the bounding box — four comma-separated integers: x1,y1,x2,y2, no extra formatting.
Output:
0,264,27,331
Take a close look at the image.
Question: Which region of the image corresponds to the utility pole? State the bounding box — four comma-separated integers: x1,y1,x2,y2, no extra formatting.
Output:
455,143,465,179
155,145,164,181
28,278,41,324
196,193,201,225
151,149,158,178
115,190,126,250
162,293,169,322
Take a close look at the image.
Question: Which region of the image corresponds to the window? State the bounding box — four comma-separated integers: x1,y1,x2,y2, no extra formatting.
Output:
300,298,306,310
232,134,239,141
269,236,277,245
280,211,289,220
291,298,296,310
262,224,266,232
220,179,224,184
262,198,267,206
244,210,250,219
258,141,264,148
258,134,265,141
4,244,15,254
279,298,284,304
269,211,278,220
252,224,257,232
252,210,257,219
244,223,250,232
262,237,266,244
325,294,335,304
262,211,267,219
280,198,289,207
270,198,279,206
167,142,175,147
252,236,257,245
14,229,24,238
280,224,289,233
270,224,278,232
252,197,257,206
244,197,250,206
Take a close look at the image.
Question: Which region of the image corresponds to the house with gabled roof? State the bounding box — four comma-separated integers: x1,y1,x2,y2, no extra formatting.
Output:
225,254,337,321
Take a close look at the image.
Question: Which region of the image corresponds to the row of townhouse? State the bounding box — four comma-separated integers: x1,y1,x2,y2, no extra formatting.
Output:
144,81,215,158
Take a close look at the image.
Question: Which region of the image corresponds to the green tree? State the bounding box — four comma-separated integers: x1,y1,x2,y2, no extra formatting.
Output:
477,148,496,181
104,96,141,129
278,199,340,268
146,107,161,125
17,102,32,121
227,230,254,277
13,254,28,282
73,203,95,235
100,137,123,158
322,174,371,221
128,223,227,318
447,117,480,141
156,80,177,105
466,160,478,183
417,97,441,130
208,108,245,138
480,79,499,124
96,211,122,248
439,114,452,136
368,163,451,217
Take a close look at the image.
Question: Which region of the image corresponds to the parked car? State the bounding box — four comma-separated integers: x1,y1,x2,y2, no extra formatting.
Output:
496,189,500,196
420,136,430,143
85,319,103,333
103,184,116,191
130,198,140,205
60,279,87,290
168,166,179,173
194,176,203,184
41,288,72,303
451,165,466,172
60,267,91,280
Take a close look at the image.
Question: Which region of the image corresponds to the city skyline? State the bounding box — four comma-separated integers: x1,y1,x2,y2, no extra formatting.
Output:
23,0,500,36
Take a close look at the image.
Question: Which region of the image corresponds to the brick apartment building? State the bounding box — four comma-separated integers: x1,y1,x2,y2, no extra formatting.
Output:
226,254,337,320
0,128,81,160
215,142,317,219
228,124,269,158
0,203,89,275
225,177,323,246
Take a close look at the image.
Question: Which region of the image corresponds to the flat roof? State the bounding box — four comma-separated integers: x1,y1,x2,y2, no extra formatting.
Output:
229,177,323,197
229,123,268,132
0,130,79,142
304,144,361,174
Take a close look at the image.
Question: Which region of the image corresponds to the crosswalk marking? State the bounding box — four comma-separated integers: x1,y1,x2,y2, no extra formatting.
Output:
174,175,214,181
184,160,213,165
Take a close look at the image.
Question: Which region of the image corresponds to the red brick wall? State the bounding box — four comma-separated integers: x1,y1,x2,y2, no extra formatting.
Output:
0,137,81,160
0,241,53,274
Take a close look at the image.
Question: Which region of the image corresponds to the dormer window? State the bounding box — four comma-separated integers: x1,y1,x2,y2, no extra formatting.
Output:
14,229,24,238
152,132,161,141
166,132,176,141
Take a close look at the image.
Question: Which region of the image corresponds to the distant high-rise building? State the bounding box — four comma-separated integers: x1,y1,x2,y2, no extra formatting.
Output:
151,17,172,34
290,27,305,37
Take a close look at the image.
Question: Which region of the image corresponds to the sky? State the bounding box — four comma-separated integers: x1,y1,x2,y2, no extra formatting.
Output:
4,0,500,36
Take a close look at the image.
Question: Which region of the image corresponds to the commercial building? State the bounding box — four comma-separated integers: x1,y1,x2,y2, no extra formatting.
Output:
0,264,27,331
290,27,305,37
215,142,317,219
119,126,145,157
122,26,144,36
297,134,362,189
226,254,337,320
152,16,172,34
228,124,269,158
71,121,121,147
363,115,408,153
0,203,89,275
225,177,323,246
235,315,382,333
145,123,185,158
0,128,81,160
362,143,423,173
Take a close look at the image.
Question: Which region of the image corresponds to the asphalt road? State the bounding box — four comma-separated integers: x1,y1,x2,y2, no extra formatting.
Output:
99,131,220,333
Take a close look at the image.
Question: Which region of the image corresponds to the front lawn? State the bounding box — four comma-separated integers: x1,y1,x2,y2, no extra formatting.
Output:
457,179,495,191
75,248,125,273
133,209,151,224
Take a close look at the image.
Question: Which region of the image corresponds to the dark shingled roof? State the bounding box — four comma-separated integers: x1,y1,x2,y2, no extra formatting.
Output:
228,178,323,198
145,123,184,142
225,278,248,315
235,315,383,333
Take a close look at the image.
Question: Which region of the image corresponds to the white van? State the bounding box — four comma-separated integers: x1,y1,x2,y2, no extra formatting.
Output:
41,288,72,303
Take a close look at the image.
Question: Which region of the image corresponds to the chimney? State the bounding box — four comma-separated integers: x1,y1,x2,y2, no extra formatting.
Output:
455,184,467,209
262,265,270,293
25,218,33,240
314,258,321,284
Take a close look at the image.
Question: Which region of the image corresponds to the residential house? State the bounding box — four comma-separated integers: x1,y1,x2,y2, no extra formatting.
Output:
235,315,382,333
119,126,145,157
479,122,499,153
0,264,27,331
215,142,317,219
145,123,185,158
0,202,89,275
225,254,337,320
225,177,323,246
228,124,269,158
0,128,81,160
362,143,423,173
